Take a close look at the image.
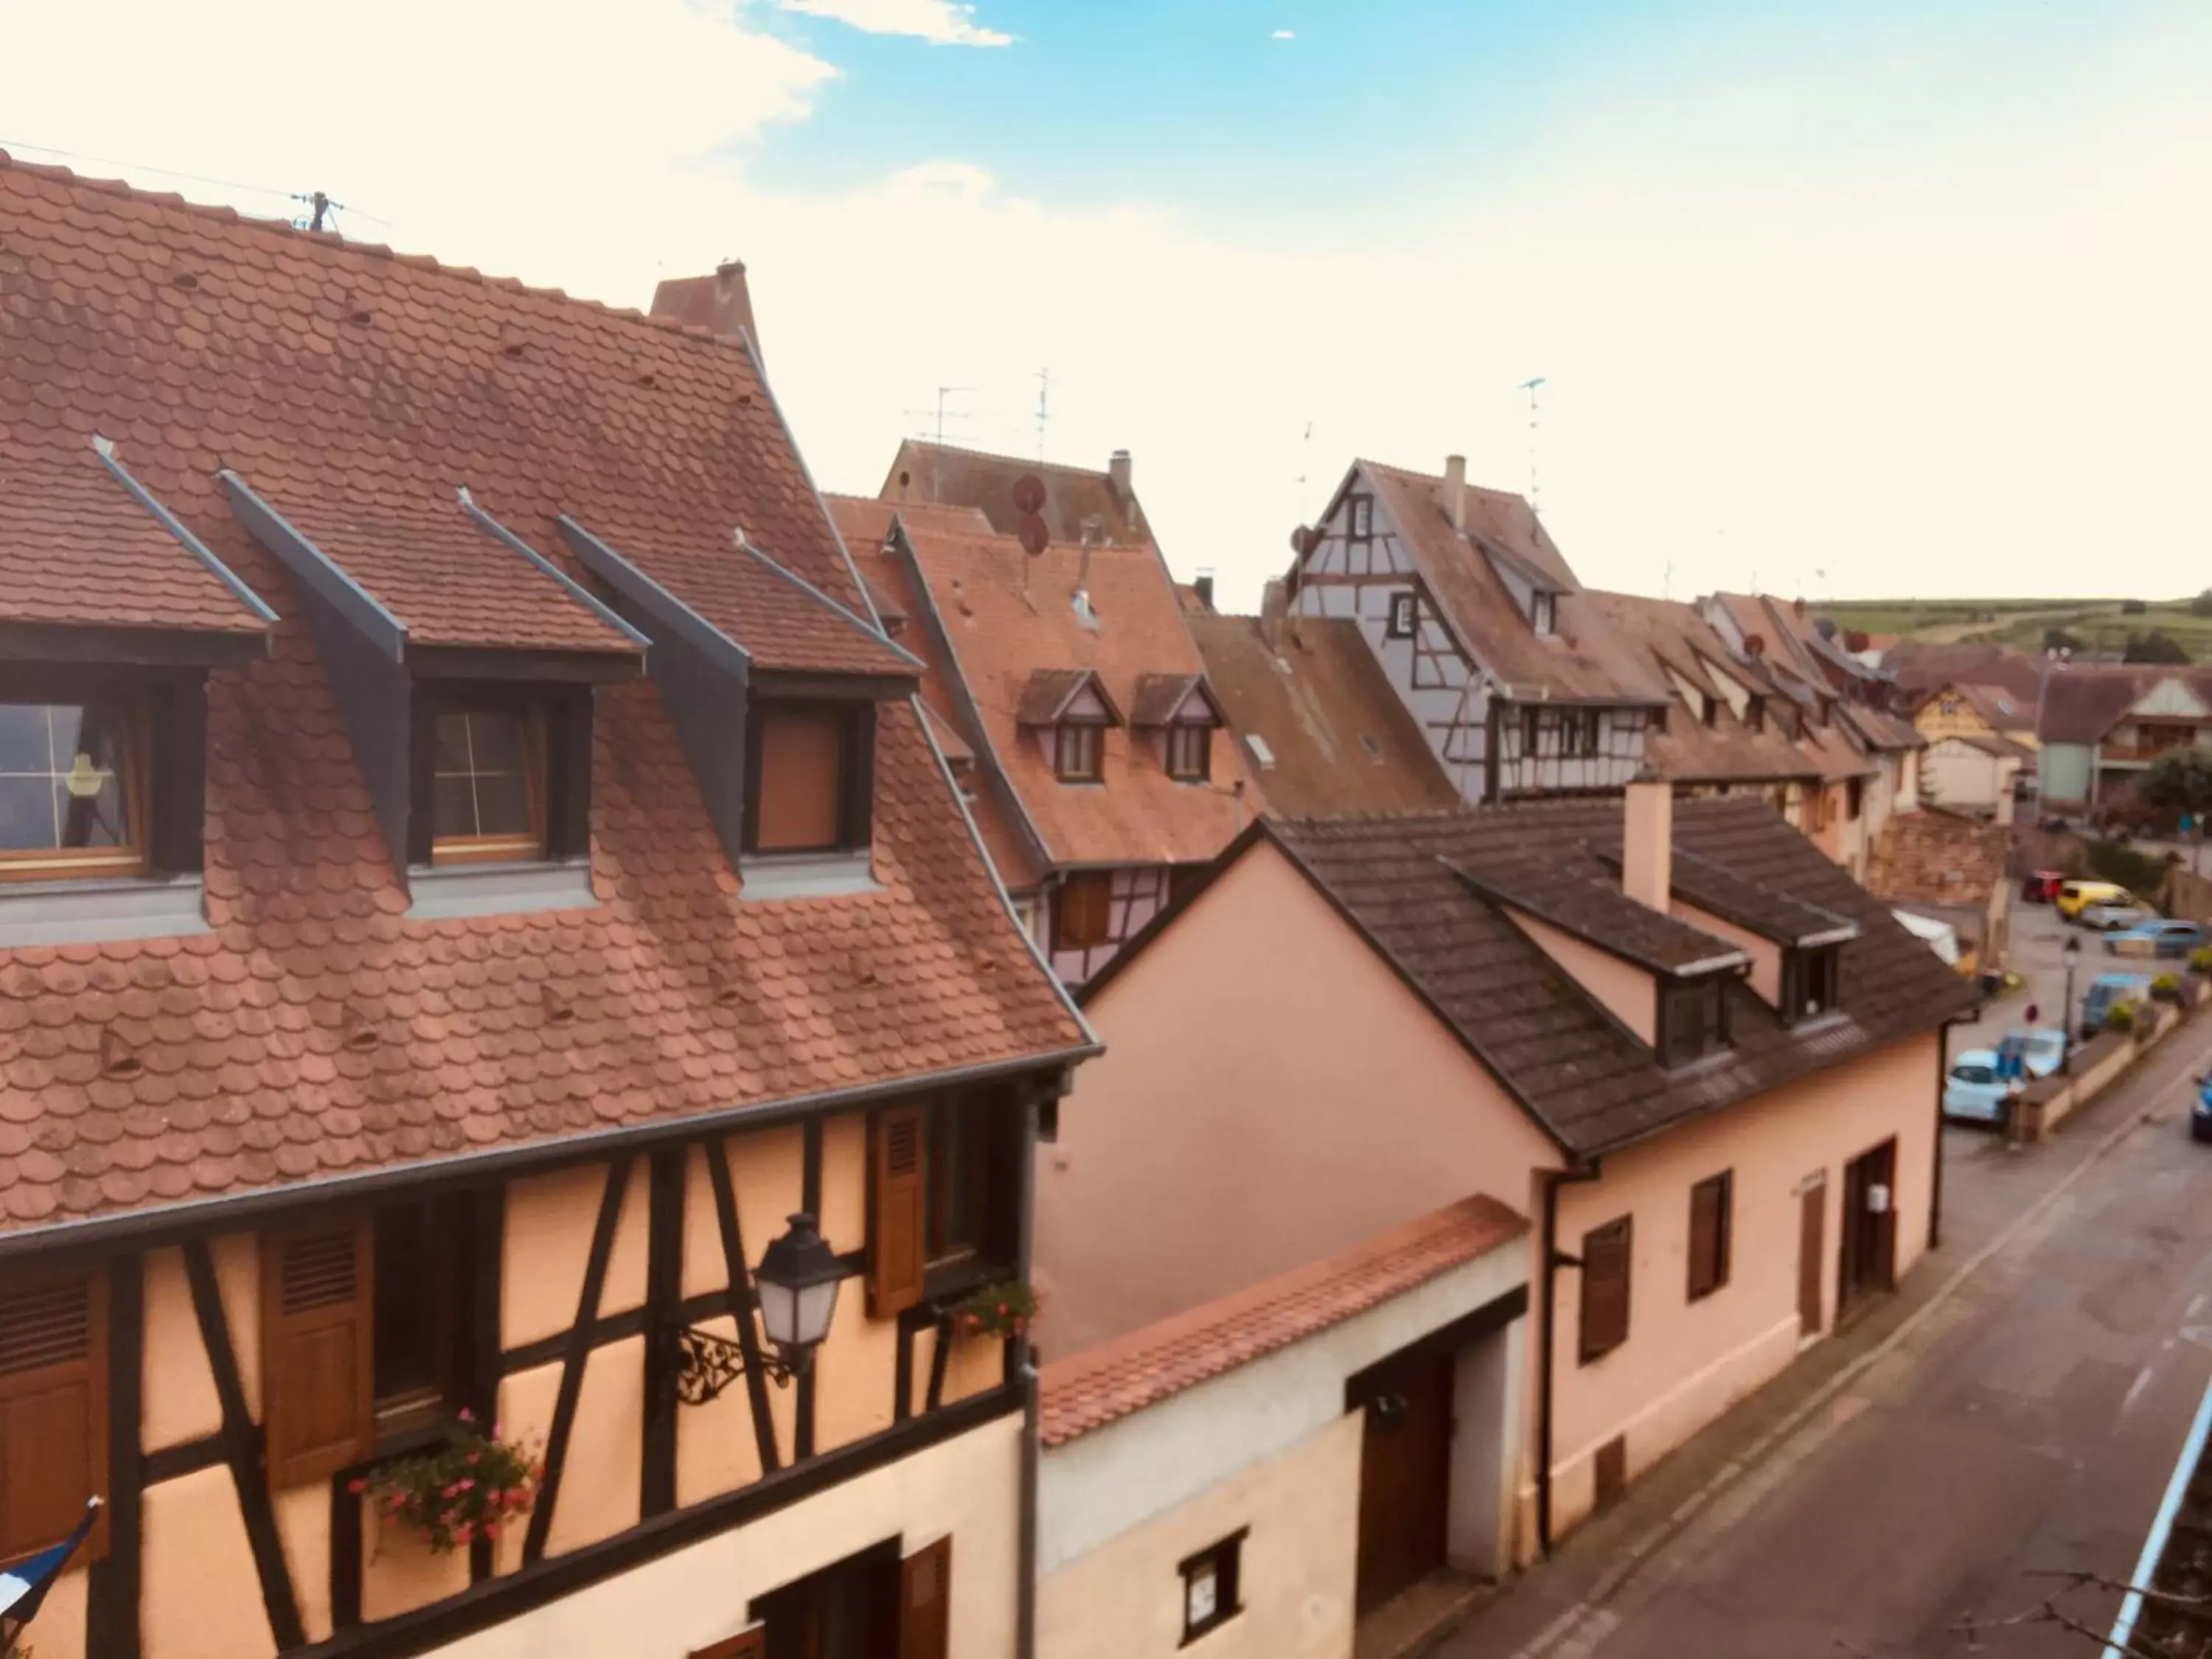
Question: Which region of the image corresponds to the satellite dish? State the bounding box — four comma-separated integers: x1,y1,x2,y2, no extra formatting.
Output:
1018,512,1050,558
1290,525,1317,556
1012,473,1047,516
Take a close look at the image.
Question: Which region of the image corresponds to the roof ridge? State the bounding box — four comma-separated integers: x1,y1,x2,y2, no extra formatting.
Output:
0,147,759,360
900,437,1117,481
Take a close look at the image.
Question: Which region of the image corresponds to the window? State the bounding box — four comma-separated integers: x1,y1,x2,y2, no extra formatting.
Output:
1578,1217,1632,1364
1519,706,1542,755
0,1270,108,1564
1700,695,1718,728
1348,494,1374,539
1386,592,1417,639
744,700,872,855
1166,723,1211,782
1658,977,1730,1068
1951,1062,1995,1086
744,1540,903,1659
1687,1172,1733,1301
1054,869,1114,951
1179,1531,1245,1645
1565,709,1601,759
1531,591,1557,636
868,1099,1020,1316
1784,945,1841,1021
1746,696,1764,734
0,698,145,882
262,1196,483,1484
1846,778,1864,820
429,709,545,865
1056,720,1105,784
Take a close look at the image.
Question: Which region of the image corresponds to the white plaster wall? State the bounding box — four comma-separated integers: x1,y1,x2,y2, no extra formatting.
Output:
1037,1243,1526,1575
1447,1319,1523,1579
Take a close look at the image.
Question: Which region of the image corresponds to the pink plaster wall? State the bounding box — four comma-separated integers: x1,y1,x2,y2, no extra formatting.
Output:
1672,900,1782,1006
1508,910,1657,1045
1537,1031,1939,1540
1037,838,1560,1357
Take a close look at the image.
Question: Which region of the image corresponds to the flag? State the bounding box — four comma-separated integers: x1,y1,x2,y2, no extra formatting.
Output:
0,1498,100,1641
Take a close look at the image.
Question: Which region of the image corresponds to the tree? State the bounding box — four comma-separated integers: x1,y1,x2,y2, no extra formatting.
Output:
2044,627,2085,653
2121,598,2147,614
2191,588,2212,618
2124,629,2191,664
2137,749,2212,821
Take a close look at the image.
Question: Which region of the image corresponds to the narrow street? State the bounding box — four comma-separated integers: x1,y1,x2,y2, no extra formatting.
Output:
1442,1005,2212,1659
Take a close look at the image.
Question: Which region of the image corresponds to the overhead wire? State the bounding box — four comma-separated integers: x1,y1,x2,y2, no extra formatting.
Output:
0,136,393,229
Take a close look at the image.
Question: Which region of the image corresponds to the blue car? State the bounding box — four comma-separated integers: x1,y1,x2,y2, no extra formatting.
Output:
2081,973,2152,1039
2196,1074,2212,1144
2106,919,2209,960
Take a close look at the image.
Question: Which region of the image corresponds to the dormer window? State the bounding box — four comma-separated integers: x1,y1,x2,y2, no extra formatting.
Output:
0,698,144,881
1057,719,1105,783
1658,976,1731,1068
429,709,545,866
744,701,873,855
1531,591,1557,636
1783,946,1840,1021
1166,723,1211,782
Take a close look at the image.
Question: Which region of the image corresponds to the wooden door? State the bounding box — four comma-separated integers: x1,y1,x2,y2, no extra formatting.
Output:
1349,1343,1455,1614
1837,1141,1898,1317
1797,1177,1826,1336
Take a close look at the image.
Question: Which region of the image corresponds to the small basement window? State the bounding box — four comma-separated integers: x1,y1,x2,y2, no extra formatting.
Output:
1166,723,1211,782
1180,1531,1245,1646
0,698,145,882
1057,720,1105,784
744,701,873,856
429,708,545,865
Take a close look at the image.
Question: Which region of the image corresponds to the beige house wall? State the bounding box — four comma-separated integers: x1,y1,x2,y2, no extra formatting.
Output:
1039,838,1562,1357
1528,1031,1939,1544
1038,1411,1361,1659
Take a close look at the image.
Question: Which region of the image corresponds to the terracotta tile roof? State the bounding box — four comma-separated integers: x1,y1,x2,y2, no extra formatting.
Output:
1015,667,1114,726
0,445,271,638
1884,641,2045,705
1949,683,2035,735
1868,807,2009,908
1188,614,1463,817
1269,797,1979,1154
1127,672,1209,728
1039,1195,1527,1447
0,153,1087,1234
883,440,1150,547
828,495,1043,891
894,516,1262,868
243,480,640,655
2037,667,2199,745
1357,462,1669,707
1582,593,1823,785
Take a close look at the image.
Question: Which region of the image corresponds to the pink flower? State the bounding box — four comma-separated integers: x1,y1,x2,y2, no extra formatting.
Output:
467,1451,481,1464
458,1478,476,1492
347,1479,366,1495
458,1408,474,1424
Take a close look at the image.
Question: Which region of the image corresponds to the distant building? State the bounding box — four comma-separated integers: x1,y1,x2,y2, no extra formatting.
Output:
2038,669,2212,811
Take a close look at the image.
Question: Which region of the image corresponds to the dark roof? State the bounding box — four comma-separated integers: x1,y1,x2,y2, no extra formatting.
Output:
1355,462,1670,707
2038,669,2160,744
1127,671,1214,727
0,152,1088,1237
1015,667,1116,726
1448,848,1747,975
1593,844,1858,947
1883,641,2045,704
1189,614,1464,818
881,440,1149,548
1263,798,1977,1155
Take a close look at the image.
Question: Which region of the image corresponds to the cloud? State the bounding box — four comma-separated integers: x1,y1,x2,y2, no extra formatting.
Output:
775,0,1012,46
1271,29,1295,40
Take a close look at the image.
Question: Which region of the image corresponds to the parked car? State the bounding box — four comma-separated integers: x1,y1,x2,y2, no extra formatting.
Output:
2020,869,2065,904
1944,1049,2017,1124
2107,921,2211,960
2079,903,2152,933
2195,1074,2212,1144
1995,1027,2067,1078
2057,880,2130,920
2081,973,2152,1038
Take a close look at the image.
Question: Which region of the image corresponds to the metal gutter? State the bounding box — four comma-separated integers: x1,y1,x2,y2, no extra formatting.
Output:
2105,1369,2212,1657
0,1043,1099,1266
556,516,753,676
92,437,279,627
733,534,925,672
1537,1161,1603,1555
220,470,408,660
457,490,651,653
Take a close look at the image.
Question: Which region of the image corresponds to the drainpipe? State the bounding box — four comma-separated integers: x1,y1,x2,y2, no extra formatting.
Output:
1536,1161,1602,1557
1015,1088,1048,1659
1929,1023,1952,1253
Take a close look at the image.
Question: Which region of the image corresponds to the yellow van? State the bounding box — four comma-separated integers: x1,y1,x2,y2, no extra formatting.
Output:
2056,880,2128,920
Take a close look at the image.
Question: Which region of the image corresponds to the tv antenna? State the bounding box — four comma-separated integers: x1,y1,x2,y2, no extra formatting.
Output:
1034,369,1051,461
1518,376,1546,507
903,386,975,444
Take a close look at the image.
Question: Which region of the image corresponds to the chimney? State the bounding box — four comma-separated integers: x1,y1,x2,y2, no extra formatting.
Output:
1260,577,1288,653
1192,571,1216,612
649,259,759,352
1621,778,1673,914
1107,449,1133,504
1443,454,1467,532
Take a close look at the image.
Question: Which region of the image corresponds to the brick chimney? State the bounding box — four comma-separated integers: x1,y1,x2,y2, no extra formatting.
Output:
1107,449,1133,504
1621,778,1673,914
1192,572,1215,612
1443,454,1467,532
1259,577,1288,653
650,260,759,352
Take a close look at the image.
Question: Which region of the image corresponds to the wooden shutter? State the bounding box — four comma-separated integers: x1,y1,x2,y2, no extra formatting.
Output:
0,1269,108,1562
261,1221,374,1486
1687,1175,1730,1300
869,1106,928,1318
1577,1217,1632,1363
688,1627,765,1659
901,1534,952,1659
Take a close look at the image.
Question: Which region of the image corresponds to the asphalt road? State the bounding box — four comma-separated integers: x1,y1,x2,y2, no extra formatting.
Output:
1440,1008,2212,1659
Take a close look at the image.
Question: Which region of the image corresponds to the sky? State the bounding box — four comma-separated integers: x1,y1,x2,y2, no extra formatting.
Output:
4,0,2208,610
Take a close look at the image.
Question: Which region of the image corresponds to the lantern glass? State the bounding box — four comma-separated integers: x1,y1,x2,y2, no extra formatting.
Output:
753,1211,845,1368
756,1276,800,1349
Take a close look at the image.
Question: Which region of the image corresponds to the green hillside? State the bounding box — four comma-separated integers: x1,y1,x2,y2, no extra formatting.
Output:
1817,597,2212,659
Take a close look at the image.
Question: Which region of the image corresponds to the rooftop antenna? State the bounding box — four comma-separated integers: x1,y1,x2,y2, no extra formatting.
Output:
1663,558,1674,601
1034,369,1051,462
901,386,976,444
307,191,331,233
1518,376,1546,508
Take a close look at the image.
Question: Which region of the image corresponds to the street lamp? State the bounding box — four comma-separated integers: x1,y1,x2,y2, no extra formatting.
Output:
2061,934,2082,1073
753,1211,844,1381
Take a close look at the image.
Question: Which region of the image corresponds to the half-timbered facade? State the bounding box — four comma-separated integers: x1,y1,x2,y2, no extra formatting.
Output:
1284,459,1669,804
829,481,1260,989
0,153,1093,1659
